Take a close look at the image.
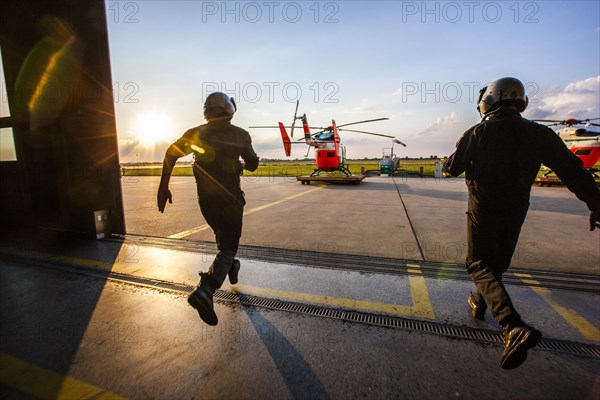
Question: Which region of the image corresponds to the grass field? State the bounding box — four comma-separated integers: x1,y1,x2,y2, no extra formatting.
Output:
121,159,442,177
122,159,600,178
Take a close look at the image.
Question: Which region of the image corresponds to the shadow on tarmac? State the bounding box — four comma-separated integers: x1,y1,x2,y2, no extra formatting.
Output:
235,294,331,400
0,230,124,399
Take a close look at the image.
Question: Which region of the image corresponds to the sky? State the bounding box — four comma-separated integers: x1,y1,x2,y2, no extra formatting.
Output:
104,0,600,162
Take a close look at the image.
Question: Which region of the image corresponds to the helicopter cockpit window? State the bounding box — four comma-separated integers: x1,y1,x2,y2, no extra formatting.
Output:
327,152,335,157
575,149,592,156
316,132,334,141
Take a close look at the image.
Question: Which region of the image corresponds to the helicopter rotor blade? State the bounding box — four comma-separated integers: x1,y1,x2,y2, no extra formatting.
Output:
290,100,300,138
250,125,326,130
337,128,395,139
532,120,566,127
532,118,600,126
336,118,390,128
580,118,600,126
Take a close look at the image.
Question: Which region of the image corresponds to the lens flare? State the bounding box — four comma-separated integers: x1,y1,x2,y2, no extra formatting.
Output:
132,112,173,146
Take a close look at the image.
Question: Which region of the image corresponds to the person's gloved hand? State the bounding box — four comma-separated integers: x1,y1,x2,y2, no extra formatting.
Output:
157,187,172,213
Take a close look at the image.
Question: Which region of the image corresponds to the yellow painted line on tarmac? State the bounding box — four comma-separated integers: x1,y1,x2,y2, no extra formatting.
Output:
406,263,435,318
232,263,435,319
167,223,211,238
515,273,600,341
168,186,325,239
0,244,435,320
240,185,324,217
0,352,126,400
0,247,117,272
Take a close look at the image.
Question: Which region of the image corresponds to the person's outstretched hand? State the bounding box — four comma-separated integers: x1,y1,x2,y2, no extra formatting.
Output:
590,209,600,231
157,187,172,213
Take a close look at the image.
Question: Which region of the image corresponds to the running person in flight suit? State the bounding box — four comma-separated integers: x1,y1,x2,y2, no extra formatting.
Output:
444,77,600,369
157,92,259,325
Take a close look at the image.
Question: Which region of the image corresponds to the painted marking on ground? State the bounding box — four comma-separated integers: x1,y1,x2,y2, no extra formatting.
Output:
0,248,111,270
0,352,126,400
0,247,434,320
168,186,325,239
231,263,435,319
515,273,600,341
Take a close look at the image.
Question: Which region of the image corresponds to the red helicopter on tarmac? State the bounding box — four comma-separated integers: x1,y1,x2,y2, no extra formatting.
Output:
533,118,600,176
251,101,398,177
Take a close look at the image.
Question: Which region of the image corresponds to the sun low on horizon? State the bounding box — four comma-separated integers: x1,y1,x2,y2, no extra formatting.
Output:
131,112,176,147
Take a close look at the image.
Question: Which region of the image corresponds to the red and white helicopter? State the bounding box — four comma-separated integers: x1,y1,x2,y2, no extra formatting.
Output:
252,101,398,176
534,118,600,176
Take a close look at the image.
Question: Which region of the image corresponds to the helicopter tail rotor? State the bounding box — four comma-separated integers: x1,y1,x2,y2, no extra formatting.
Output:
279,122,292,157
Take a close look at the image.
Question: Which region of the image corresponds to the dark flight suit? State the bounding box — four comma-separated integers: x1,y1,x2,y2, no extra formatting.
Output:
444,109,600,326
171,119,259,288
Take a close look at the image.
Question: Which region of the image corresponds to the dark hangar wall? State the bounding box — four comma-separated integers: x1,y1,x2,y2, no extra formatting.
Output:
0,0,125,236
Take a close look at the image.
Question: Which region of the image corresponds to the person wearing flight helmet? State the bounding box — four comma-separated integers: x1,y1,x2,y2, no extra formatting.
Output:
444,77,600,369
157,92,259,326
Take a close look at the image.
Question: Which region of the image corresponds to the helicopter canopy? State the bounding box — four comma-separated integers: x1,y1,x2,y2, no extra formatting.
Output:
314,131,334,141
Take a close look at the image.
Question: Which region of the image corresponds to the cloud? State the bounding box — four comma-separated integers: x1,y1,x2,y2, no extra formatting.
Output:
392,87,403,97
252,134,289,153
118,138,174,163
416,111,460,136
525,76,600,120
118,138,139,156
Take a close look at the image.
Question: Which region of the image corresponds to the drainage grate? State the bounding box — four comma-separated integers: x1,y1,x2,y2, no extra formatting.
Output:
116,235,600,294
77,265,600,360
224,287,600,358
6,252,600,360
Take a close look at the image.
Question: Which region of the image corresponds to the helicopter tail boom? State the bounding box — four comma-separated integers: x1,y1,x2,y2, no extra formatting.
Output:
302,115,312,144
279,122,292,157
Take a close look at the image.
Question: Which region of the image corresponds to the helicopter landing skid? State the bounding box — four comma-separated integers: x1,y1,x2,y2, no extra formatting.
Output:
296,174,366,185
535,174,600,187
309,165,353,177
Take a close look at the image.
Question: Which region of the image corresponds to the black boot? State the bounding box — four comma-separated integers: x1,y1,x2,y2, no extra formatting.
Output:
187,273,218,326
501,321,542,369
228,259,241,285
468,292,487,320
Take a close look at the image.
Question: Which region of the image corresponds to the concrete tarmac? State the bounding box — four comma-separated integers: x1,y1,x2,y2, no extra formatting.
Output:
1,174,598,399
0,231,598,399
0,260,597,400
124,175,600,274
